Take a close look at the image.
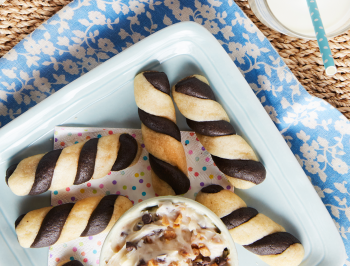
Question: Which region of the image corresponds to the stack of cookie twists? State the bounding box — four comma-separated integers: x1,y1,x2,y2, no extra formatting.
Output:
15,194,132,248
196,185,304,266
172,75,266,189
6,133,141,196
134,71,190,196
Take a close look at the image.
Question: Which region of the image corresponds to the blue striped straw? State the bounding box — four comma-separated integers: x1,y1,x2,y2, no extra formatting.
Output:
305,0,337,76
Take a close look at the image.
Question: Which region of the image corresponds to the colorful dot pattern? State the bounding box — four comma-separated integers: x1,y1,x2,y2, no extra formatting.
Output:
49,126,233,265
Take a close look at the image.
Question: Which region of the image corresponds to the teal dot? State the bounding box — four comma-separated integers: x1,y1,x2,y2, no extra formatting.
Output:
202,166,207,171
142,192,146,196
121,171,125,175
68,133,72,136
74,141,79,144
195,157,199,162
143,156,148,160
132,186,136,190
194,192,198,197
97,134,102,138
54,191,58,195
70,257,74,261
185,140,189,144
106,191,110,195
93,250,97,254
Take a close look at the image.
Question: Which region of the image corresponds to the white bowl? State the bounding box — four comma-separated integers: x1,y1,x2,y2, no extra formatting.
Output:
100,196,239,266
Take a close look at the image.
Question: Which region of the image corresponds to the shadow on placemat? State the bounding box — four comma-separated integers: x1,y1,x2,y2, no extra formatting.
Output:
0,0,349,119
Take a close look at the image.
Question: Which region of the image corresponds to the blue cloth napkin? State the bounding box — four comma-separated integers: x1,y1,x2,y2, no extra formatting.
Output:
1,0,349,264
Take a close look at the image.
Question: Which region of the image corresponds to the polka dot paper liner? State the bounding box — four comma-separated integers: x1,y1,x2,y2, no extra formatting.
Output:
49,126,233,265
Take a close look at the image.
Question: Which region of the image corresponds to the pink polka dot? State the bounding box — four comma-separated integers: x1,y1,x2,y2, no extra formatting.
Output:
188,150,193,155
132,134,136,138
116,191,120,195
97,241,102,246
218,175,222,180
83,258,88,262
196,138,199,141
55,258,60,262
99,184,104,189
87,183,91,187
81,251,86,256
194,172,199,177
131,200,135,204
96,260,100,264
108,131,113,135
58,200,62,205
65,187,70,192
205,157,210,162
78,133,82,136
189,186,191,190
108,171,111,175
147,166,151,171
73,247,77,252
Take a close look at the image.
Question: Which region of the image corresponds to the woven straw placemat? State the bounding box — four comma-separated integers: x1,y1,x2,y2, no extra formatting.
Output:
1,0,349,119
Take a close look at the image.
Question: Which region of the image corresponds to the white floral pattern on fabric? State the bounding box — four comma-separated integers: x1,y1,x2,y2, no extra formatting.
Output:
0,0,349,264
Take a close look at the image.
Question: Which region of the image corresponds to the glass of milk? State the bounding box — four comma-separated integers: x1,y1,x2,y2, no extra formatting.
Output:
248,0,350,39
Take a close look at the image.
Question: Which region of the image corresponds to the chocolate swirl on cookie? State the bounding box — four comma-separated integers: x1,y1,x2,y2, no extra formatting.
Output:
172,75,266,189
196,185,304,266
6,133,141,196
15,195,133,248
134,71,189,196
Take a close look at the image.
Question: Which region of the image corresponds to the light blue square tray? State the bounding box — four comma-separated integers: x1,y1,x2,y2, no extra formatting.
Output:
0,22,345,266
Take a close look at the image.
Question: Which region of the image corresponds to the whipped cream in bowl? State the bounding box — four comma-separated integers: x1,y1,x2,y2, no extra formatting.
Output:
100,196,238,266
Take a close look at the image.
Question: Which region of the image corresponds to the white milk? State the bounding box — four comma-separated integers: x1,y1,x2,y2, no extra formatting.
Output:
266,0,350,37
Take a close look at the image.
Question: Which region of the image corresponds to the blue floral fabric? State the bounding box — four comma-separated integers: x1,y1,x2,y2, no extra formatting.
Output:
0,0,349,264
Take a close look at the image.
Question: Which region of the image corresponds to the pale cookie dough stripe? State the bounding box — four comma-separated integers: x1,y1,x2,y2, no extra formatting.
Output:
134,71,176,123
172,88,229,122
141,125,187,174
55,196,103,244
257,243,304,266
195,188,246,218
92,134,120,180
197,134,258,161
228,213,286,245
50,142,85,191
15,207,53,248
7,154,45,196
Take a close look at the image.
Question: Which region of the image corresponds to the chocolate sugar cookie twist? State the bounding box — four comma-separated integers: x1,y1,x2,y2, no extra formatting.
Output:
172,75,266,189
6,133,141,196
134,71,190,196
58,260,83,266
196,185,304,266
15,194,132,248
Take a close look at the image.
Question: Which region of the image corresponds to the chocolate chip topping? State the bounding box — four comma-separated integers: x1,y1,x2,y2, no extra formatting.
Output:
126,241,137,251
138,108,181,142
62,260,84,266
186,119,236,137
80,195,119,236
15,213,26,228
112,133,139,171
30,203,74,248
201,184,224,194
221,207,258,229
243,232,301,255
149,154,190,195
74,138,98,185
5,163,18,185
175,76,216,100
143,71,170,95
29,149,63,195
211,156,266,185
142,213,153,224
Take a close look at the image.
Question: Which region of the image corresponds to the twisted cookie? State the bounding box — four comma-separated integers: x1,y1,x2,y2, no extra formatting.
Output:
196,185,304,266
6,133,141,196
172,75,266,189
134,71,189,195
15,194,132,248
57,260,83,266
